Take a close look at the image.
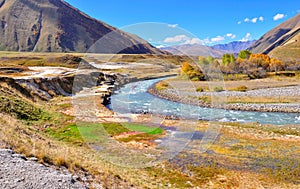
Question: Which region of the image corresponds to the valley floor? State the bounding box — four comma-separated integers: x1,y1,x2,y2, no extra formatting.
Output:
0,53,299,188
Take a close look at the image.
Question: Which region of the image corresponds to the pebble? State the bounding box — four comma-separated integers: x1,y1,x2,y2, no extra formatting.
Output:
0,149,89,189
149,86,300,113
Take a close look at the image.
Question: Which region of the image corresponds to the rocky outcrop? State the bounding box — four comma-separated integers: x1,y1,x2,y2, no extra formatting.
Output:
0,71,117,104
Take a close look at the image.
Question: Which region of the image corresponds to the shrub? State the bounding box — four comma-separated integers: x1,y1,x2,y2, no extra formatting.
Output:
191,77,200,81
229,85,248,92
238,50,252,59
155,81,169,90
213,86,224,92
196,87,204,92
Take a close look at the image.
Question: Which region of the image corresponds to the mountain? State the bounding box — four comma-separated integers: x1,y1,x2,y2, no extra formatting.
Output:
160,40,255,57
249,13,300,60
211,40,256,53
160,44,227,57
0,0,164,54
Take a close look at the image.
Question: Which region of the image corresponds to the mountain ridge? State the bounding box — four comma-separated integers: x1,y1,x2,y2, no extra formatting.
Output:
248,13,300,59
160,40,254,57
211,40,256,53
0,0,164,54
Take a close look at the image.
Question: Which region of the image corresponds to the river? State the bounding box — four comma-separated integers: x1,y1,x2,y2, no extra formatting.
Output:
110,78,300,125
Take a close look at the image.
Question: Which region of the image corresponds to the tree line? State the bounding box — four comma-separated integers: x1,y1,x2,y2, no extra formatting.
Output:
181,50,300,81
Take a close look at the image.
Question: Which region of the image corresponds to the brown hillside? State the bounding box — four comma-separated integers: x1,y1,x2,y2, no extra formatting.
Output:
249,13,300,60
0,0,164,54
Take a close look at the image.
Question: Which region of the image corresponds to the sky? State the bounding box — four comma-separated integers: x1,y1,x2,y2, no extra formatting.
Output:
64,0,300,47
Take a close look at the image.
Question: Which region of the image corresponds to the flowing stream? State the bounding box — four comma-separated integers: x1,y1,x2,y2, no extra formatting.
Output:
110,78,300,125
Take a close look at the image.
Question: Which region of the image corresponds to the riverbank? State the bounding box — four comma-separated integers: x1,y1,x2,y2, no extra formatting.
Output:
148,80,300,113
0,149,88,189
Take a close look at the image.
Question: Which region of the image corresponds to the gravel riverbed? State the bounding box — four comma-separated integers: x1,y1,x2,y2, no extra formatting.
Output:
0,149,88,189
148,85,300,113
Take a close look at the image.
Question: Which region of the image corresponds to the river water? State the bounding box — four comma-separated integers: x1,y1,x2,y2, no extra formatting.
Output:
110,78,300,125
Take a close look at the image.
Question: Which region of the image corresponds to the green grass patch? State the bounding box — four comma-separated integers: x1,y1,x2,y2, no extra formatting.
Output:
45,124,84,144
101,122,130,136
122,123,163,135
46,123,109,145
46,122,164,145
0,95,51,121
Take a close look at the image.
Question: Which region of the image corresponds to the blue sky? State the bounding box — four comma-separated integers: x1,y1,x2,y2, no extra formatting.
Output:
64,0,300,47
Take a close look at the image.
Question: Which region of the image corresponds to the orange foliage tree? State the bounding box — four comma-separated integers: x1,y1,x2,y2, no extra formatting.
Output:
248,53,271,69
270,58,283,73
181,62,205,81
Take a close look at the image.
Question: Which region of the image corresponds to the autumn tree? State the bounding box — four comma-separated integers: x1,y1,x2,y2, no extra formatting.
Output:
181,61,194,73
238,50,252,59
181,62,205,81
222,54,235,66
198,56,214,65
248,54,270,69
270,58,283,73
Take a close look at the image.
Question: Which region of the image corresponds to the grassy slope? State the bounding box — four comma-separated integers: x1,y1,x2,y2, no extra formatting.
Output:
269,32,300,61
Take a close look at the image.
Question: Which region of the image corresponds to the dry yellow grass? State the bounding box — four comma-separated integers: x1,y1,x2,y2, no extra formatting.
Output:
166,76,300,92
199,95,300,104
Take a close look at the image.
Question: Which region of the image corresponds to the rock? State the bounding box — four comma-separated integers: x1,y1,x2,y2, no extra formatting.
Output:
28,157,38,162
0,149,13,154
11,154,27,161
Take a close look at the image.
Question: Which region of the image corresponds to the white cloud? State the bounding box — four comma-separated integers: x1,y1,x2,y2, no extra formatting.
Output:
155,45,166,49
184,38,203,45
251,18,258,23
164,35,189,43
164,33,237,46
226,33,236,39
211,35,225,43
163,35,203,45
244,18,250,22
273,13,285,21
203,38,211,44
241,16,264,24
240,33,252,42
167,24,178,28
